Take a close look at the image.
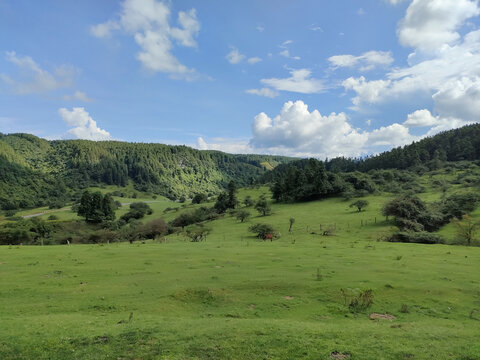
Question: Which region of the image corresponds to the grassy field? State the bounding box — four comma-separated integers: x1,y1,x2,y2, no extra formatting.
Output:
1,188,480,359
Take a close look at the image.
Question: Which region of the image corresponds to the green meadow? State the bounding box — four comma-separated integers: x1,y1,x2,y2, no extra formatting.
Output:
1,187,480,359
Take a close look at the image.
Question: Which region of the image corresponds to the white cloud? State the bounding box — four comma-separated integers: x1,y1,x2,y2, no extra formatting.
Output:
0,51,75,94
58,107,113,141
245,88,278,98
403,108,473,135
62,91,93,102
384,0,410,4
403,109,439,127
358,8,366,15
342,27,480,110
196,137,252,154
279,49,301,60
249,100,368,158
90,20,120,38
432,76,480,121
245,100,470,158
91,0,199,79
247,57,262,64
261,69,325,94
278,40,301,60
309,24,324,32
368,123,417,146
256,25,264,32
226,47,245,64
398,0,480,53
329,50,394,71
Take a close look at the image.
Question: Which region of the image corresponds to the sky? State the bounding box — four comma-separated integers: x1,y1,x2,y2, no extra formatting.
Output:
1,0,480,159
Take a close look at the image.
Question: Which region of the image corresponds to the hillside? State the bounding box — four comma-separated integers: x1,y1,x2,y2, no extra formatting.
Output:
325,123,480,172
0,133,293,210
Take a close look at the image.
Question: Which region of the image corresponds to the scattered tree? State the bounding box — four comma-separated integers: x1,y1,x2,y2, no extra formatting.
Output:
248,223,278,240
192,193,208,204
289,217,295,232
453,215,477,246
350,200,369,212
234,210,250,223
255,195,272,216
243,195,254,207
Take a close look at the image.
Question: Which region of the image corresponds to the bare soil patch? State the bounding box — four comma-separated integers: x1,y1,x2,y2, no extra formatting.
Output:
369,313,396,320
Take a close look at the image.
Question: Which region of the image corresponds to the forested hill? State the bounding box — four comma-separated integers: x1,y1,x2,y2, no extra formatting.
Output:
326,123,480,172
0,133,293,210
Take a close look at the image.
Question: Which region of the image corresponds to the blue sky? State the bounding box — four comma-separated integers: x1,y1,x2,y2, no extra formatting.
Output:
1,0,480,158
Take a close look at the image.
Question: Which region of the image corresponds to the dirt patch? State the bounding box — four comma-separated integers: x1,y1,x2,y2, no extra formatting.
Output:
331,351,351,359
369,313,396,320
249,304,255,310
284,296,294,300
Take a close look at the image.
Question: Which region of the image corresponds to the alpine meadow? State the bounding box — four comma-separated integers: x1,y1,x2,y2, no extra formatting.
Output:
1,1,480,359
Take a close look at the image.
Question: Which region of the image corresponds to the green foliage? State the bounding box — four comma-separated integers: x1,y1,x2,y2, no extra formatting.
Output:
349,200,369,212
387,231,444,244
254,195,272,216
169,207,219,229
0,133,293,211
243,195,254,207
348,289,374,313
77,191,116,223
270,158,345,202
453,215,478,246
191,193,208,204
248,223,278,240
120,202,153,222
234,210,250,223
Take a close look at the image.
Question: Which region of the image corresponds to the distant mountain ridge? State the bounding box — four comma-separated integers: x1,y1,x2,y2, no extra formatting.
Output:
0,133,293,210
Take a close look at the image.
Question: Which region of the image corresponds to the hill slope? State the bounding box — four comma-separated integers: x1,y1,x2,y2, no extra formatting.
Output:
0,133,293,210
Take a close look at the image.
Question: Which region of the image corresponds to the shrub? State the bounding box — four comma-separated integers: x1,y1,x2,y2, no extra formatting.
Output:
249,223,279,240
348,289,374,313
386,231,444,244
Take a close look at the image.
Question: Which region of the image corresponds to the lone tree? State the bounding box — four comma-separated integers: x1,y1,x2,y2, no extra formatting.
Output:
453,215,477,246
249,223,278,240
235,210,250,223
243,195,254,207
255,195,272,216
350,200,369,212
289,217,295,232
77,191,115,223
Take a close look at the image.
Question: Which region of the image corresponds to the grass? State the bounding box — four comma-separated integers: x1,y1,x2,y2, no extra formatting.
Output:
1,187,480,359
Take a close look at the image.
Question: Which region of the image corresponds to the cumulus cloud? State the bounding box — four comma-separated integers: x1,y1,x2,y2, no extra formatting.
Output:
398,0,479,53
245,88,278,98
432,76,480,121
260,69,325,94
58,107,112,141
247,57,262,64
226,47,245,64
250,100,368,158
0,51,75,94
62,91,93,102
244,100,471,158
403,108,474,136
329,51,394,71
342,26,480,117
91,0,199,79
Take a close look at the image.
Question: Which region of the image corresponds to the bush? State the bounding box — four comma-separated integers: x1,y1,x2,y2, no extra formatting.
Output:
121,202,153,222
248,223,279,240
386,231,444,244
348,289,374,313
192,193,208,204
47,215,59,221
